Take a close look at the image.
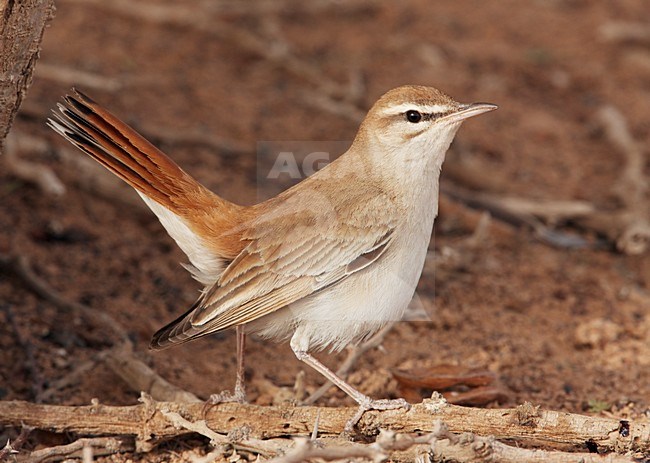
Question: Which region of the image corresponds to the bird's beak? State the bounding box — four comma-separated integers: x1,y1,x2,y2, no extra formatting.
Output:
440,102,498,124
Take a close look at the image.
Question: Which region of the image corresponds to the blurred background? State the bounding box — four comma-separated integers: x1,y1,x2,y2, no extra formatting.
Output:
1,0,649,425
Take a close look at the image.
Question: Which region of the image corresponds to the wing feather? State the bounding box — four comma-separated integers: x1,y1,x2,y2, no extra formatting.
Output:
151,178,400,349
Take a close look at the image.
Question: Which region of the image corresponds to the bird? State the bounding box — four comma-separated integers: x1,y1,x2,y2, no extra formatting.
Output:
48,85,496,430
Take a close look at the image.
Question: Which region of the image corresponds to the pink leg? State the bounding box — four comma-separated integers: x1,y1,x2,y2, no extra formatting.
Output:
292,346,410,432
205,325,247,410
233,324,246,401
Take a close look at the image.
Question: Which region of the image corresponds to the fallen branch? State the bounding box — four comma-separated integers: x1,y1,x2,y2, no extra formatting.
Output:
104,344,201,404
441,182,593,249
60,0,357,104
19,101,253,163
161,408,287,457
19,437,134,463
0,252,129,344
600,21,650,45
37,62,123,91
0,397,646,454
596,106,647,205
205,0,381,16
573,106,650,255
0,426,33,461
4,306,44,401
3,130,65,196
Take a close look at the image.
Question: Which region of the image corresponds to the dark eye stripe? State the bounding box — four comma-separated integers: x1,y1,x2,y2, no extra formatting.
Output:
403,111,454,123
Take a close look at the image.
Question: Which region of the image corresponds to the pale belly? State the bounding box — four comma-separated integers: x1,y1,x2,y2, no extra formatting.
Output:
246,217,434,353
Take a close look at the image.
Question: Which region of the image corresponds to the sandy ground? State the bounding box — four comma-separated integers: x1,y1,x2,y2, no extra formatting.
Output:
2,0,650,459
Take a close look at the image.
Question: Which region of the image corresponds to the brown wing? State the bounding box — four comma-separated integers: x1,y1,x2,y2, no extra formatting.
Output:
150,182,398,349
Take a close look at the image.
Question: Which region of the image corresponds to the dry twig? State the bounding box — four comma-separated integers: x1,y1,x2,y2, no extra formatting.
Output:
600,21,650,45
441,182,593,249
573,106,650,254
0,252,129,343
60,0,357,104
20,437,134,463
1,397,646,455
37,62,123,91
3,130,65,196
4,306,44,401
201,0,380,16
161,408,287,457
105,344,201,403
0,426,33,462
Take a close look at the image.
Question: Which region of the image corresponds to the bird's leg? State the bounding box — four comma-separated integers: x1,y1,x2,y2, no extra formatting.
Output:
233,324,247,402
291,345,410,432
204,325,247,412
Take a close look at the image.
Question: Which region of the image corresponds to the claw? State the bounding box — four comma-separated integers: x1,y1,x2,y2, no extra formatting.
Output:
344,397,411,433
201,389,247,418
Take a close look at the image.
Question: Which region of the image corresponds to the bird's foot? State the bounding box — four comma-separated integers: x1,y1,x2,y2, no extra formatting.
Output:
201,387,247,417
344,397,411,433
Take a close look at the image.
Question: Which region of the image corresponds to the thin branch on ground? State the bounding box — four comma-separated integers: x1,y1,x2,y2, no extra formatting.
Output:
600,21,650,45
0,252,129,343
131,119,252,157
105,344,201,403
19,101,252,164
573,106,650,255
0,397,645,455
3,130,65,196
161,407,287,457
201,0,381,16
596,106,647,205
37,352,109,402
37,62,123,91
441,182,594,249
4,306,45,401
0,426,33,461
296,89,365,123
19,437,134,463
60,0,358,104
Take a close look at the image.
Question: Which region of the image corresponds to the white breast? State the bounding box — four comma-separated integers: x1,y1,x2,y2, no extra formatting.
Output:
248,173,440,353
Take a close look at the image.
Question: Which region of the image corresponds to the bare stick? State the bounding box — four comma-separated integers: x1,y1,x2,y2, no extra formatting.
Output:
19,101,252,161
21,437,134,463
428,425,636,463
0,398,646,454
0,426,33,461
3,131,65,196
595,106,647,205
265,437,384,463
4,306,44,401
581,105,650,255
0,252,129,343
600,21,650,45
104,344,201,403
60,0,356,103
37,353,108,402
296,89,365,123
37,62,123,91
203,0,381,16
161,409,287,457
303,322,396,405
441,182,593,249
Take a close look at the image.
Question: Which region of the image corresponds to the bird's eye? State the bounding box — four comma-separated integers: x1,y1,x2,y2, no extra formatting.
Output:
405,110,422,123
